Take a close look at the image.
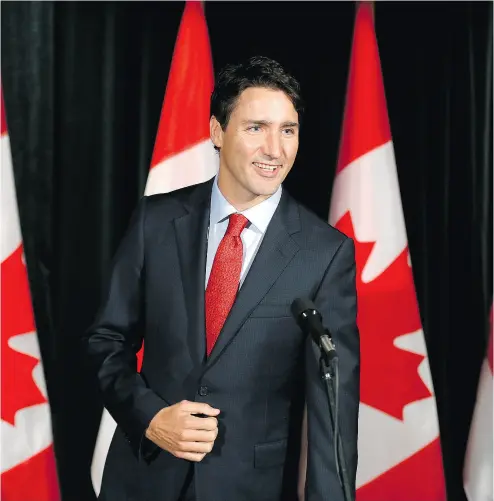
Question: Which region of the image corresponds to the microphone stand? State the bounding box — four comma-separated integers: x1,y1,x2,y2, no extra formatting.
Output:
318,339,354,501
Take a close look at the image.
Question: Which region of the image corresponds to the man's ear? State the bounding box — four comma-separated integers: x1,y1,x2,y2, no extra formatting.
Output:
210,116,223,149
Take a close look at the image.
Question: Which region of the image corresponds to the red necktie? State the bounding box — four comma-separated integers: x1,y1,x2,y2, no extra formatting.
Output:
205,213,249,356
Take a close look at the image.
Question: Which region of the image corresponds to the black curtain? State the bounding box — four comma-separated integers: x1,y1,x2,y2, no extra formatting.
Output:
1,2,492,501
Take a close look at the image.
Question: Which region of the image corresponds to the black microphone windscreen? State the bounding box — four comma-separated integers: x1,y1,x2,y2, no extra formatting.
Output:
290,297,316,319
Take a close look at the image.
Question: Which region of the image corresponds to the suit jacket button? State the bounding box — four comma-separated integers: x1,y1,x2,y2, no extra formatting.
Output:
198,385,209,396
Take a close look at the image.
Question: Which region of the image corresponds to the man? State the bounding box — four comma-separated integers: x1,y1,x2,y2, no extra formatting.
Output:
84,56,359,501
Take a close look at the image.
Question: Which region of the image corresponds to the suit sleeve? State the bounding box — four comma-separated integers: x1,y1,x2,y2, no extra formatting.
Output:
83,197,167,459
304,237,360,501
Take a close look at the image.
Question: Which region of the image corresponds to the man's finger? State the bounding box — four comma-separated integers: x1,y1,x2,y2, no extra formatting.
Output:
185,416,218,431
178,441,214,454
175,451,207,462
181,401,220,416
181,429,217,443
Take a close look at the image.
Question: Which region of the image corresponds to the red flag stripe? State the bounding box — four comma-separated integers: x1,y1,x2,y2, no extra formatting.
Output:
357,439,446,501
336,2,391,174
1,446,60,501
150,1,214,169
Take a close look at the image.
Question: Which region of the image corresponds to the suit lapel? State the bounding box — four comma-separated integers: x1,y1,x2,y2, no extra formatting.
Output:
174,180,213,367
205,191,301,370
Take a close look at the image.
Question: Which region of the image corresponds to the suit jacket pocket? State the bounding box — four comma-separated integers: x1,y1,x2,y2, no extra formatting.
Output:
254,438,288,468
250,303,292,318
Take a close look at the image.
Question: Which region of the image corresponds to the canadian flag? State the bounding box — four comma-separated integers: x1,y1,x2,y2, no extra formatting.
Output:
90,1,217,495
463,304,493,501
1,88,61,499
328,3,447,499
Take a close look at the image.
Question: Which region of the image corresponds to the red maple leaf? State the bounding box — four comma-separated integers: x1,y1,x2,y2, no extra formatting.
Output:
1,244,47,425
336,212,431,419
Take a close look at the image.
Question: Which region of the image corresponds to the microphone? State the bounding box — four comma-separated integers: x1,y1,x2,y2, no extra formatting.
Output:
291,298,354,501
291,298,337,361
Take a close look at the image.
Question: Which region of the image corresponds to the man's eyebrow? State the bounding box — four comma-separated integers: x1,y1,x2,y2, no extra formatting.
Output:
241,119,271,125
281,121,299,128
241,120,300,128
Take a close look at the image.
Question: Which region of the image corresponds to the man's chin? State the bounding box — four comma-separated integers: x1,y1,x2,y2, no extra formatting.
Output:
254,188,279,198
251,180,282,197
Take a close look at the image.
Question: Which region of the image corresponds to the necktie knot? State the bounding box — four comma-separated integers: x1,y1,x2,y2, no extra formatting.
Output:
226,213,249,237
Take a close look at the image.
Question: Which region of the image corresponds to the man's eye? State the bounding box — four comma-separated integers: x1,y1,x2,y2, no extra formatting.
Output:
283,128,295,135
247,126,261,132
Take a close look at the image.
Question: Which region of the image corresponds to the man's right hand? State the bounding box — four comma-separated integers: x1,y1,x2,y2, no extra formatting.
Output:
145,400,220,462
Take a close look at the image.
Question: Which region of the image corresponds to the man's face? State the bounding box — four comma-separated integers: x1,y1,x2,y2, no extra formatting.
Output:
210,87,299,209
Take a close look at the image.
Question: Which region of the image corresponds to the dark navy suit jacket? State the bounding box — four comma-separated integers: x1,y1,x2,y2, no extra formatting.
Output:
85,179,360,501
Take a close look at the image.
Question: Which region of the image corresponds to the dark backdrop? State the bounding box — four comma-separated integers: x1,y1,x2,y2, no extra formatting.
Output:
1,2,492,500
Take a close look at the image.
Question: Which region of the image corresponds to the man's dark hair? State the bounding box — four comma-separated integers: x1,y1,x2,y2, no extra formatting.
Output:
210,56,304,130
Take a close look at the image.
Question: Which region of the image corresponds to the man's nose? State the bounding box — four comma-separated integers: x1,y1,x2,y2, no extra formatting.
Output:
262,132,282,159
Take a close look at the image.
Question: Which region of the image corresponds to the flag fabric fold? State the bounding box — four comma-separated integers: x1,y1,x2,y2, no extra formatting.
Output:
1,86,61,501
90,2,217,495
328,3,447,499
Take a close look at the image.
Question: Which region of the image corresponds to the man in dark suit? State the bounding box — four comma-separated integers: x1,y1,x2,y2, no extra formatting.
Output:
84,56,359,501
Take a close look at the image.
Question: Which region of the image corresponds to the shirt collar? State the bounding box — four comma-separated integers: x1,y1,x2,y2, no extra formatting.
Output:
209,176,282,234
